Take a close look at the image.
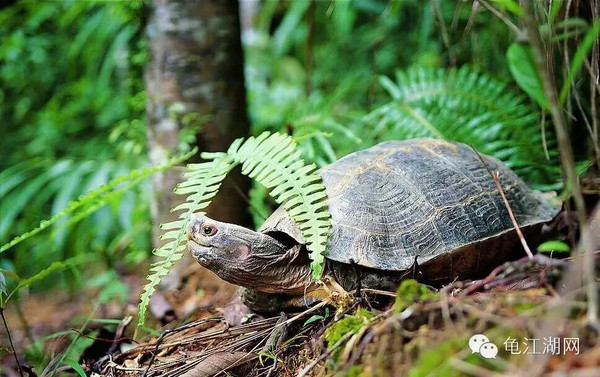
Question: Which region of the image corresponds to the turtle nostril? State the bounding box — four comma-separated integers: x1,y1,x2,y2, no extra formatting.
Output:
187,218,201,236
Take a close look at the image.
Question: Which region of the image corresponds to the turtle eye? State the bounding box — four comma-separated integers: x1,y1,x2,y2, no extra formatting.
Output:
201,224,217,236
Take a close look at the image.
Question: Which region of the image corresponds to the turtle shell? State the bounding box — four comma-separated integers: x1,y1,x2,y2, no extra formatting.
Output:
260,138,558,272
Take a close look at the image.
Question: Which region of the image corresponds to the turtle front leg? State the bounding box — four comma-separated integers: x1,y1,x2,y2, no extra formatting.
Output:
286,276,353,309
240,277,353,312
239,287,298,313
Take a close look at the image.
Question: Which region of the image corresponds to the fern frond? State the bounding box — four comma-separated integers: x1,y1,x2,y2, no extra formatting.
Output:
227,132,330,279
138,132,331,326
366,66,558,185
137,155,234,326
0,150,196,254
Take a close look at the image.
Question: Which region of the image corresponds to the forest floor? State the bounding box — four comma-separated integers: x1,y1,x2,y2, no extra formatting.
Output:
80,253,598,377
2,221,599,377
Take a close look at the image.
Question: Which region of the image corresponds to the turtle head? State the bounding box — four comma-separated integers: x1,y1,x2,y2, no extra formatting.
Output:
186,213,313,294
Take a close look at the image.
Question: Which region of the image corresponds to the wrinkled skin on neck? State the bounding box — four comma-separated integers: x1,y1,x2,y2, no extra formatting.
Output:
186,214,313,294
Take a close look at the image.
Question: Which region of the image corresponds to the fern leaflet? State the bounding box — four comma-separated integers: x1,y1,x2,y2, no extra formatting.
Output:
227,132,330,279
137,154,234,326
364,66,558,186
138,132,332,326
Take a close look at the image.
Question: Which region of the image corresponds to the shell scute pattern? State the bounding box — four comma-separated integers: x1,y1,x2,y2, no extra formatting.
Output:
319,139,556,270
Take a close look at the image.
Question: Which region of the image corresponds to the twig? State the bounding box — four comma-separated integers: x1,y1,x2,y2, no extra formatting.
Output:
142,319,224,377
344,330,375,370
349,288,396,298
522,1,598,326
297,331,354,377
277,301,328,329
304,0,315,96
430,0,454,63
0,308,24,377
472,147,534,258
108,316,132,354
477,0,521,35
459,260,509,296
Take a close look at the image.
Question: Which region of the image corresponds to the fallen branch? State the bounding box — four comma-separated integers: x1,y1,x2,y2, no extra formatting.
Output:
472,147,534,259
0,308,23,377
297,331,354,377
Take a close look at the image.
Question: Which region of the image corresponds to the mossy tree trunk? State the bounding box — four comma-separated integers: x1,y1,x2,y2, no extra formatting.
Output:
146,0,251,288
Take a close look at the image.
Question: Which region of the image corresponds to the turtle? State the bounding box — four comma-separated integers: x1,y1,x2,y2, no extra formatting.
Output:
186,138,558,312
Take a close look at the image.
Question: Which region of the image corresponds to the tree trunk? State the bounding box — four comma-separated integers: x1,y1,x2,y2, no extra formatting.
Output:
146,0,251,290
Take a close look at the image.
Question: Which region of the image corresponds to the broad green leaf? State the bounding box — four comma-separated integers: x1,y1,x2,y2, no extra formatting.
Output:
537,240,570,253
64,359,87,377
303,314,325,326
559,19,600,104
507,43,549,110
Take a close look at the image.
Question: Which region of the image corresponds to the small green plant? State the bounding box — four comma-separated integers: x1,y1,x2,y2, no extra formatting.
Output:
394,279,438,313
138,132,331,326
323,308,373,361
303,306,331,326
537,240,570,254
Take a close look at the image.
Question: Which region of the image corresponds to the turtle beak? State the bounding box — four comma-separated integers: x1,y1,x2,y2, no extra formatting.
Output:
187,213,214,262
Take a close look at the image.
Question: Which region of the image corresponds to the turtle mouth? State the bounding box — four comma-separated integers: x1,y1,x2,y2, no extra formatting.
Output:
187,238,214,263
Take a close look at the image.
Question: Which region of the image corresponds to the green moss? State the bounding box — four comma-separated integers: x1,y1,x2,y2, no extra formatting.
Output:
345,364,369,377
394,279,438,313
407,338,466,377
323,309,373,361
511,301,538,314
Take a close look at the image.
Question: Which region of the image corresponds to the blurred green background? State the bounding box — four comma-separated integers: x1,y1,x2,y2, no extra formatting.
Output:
1,0,596,295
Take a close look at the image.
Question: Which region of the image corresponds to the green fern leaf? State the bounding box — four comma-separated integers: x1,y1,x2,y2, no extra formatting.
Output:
4,254,97,304
366,66,559,186
137,155,234,326
227,132,330,279
138,132,331,326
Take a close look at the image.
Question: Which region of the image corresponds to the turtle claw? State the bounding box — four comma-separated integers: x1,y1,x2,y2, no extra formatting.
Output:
318,276,354,310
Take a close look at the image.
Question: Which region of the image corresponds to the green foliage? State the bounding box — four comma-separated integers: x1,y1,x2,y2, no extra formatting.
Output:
245,0,513,165
364,66,558,187
1,255,92,308
0,0,148,280
139,132,331,326
65,359,87,377
407,337,467,377
303,307,330,326
228,133,330,278
323,309,373,361
537,240,571,254
138,153,234,326
394,279,438,314
507,44,549,110
558,19,600,104
1,150,194,255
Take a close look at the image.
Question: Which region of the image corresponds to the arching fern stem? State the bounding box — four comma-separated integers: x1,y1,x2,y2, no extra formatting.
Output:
138,132,331,326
